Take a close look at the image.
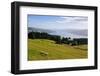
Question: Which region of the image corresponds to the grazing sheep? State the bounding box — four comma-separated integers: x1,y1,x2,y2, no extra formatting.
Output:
40,51,48,56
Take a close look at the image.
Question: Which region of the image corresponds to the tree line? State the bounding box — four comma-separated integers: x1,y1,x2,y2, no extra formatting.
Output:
28,31,87,46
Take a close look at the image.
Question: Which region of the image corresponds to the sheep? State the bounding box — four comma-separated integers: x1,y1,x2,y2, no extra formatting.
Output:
39,51,48,56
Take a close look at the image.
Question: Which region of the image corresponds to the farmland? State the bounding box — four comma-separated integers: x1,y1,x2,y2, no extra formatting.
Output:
28,39,88,61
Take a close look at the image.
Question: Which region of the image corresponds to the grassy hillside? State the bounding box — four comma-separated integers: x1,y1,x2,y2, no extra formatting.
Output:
28,39,88,61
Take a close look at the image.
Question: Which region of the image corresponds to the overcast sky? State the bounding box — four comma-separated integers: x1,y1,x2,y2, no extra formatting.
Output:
28,15,88,30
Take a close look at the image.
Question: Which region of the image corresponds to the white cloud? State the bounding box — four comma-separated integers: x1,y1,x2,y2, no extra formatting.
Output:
56,16,88,23
29,16,88,30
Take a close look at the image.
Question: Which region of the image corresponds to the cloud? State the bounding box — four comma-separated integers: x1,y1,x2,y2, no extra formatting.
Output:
56,16,88,23
29,16,88,30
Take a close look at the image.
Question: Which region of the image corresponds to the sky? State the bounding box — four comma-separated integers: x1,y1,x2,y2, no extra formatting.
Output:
28,15,88,30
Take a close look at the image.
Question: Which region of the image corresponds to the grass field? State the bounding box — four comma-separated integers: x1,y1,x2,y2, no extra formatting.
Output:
28,39,88,61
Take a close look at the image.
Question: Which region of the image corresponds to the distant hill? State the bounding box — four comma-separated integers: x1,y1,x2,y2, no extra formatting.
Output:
49,29,88,38
28,27,88,38
28,27,54,33
64,29,88,36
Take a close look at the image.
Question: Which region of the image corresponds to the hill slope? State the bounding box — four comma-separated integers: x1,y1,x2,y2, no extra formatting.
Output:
28,39,87,61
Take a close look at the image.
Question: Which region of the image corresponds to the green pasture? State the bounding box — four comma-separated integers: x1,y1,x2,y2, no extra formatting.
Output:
28,39,88,61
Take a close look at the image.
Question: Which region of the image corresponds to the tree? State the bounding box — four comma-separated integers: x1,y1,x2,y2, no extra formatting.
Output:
28,32,35,39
